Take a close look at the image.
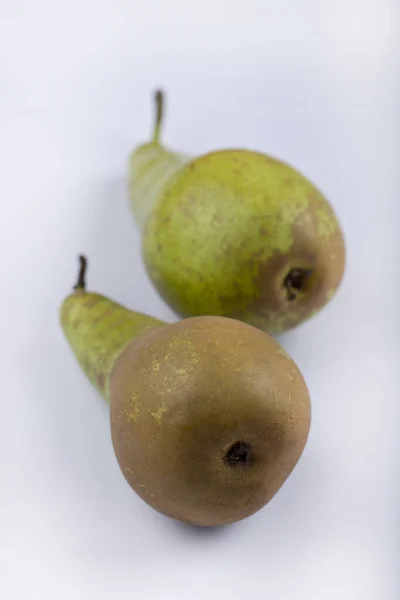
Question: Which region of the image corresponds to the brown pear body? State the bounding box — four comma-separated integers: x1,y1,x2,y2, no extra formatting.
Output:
110,316,310,526
61,258,311,527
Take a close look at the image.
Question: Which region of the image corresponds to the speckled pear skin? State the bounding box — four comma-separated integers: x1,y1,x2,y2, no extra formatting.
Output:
60,259,311,526
110,315,311,526
128,92,345,334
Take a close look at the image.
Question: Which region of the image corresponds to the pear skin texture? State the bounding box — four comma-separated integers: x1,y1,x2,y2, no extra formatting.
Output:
131,147,345,334
60,290,165,399
110,315,311,527
129,142,189,228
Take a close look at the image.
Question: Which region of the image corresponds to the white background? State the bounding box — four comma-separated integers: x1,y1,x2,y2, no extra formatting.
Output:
1,1,398,598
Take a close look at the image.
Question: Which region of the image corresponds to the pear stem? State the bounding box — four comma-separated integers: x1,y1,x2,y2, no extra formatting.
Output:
74,255,87,291
152,89,164,144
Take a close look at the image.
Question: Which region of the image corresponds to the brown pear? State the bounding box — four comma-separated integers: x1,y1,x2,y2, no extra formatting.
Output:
61,256,311,526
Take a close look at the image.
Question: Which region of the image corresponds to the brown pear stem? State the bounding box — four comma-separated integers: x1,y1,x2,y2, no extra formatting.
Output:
74,255,87,291
153,89,164,144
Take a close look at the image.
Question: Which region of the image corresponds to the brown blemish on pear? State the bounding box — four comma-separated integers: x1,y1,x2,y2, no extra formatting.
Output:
237,201,345,332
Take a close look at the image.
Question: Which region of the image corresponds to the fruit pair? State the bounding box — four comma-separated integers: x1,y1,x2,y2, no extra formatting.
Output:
60,92,345,526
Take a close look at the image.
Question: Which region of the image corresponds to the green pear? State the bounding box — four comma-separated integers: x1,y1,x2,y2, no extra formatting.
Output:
60,256,311,526
128,90,345,334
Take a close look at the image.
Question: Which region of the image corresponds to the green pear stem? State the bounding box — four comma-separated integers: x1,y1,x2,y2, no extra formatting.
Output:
74,255,87,291
153,89,164,144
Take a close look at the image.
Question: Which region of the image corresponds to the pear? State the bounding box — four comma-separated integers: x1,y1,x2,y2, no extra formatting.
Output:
61,256,311,526
128,90,345,334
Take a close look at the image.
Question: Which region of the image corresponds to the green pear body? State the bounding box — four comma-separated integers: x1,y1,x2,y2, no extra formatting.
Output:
128,99,345,334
